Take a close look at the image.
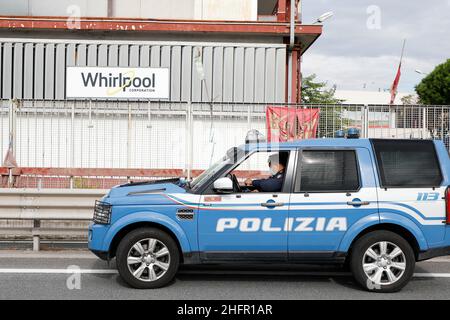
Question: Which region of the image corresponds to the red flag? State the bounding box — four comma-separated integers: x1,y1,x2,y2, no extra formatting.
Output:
266,106,320,142
390,62,402,105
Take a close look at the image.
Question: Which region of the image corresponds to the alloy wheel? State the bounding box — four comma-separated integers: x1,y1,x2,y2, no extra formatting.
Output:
126,238,171,282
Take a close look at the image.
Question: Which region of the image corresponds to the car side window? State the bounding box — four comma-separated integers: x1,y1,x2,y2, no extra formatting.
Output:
295,150,360,193
372,139,442,188
228,151,290,193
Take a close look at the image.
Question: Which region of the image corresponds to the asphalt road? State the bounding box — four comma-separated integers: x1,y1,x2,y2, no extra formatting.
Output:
1,250,450,300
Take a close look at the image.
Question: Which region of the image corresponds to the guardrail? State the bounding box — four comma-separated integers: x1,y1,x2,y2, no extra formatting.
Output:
0,188,106,251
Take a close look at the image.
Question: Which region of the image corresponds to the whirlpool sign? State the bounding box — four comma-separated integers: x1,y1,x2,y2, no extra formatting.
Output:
66,67,170,99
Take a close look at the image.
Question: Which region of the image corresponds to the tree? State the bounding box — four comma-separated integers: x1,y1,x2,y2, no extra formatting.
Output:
401,94,420,105
301,74,346,137
415,59,450,105
301,74,343,104
415,59,450,139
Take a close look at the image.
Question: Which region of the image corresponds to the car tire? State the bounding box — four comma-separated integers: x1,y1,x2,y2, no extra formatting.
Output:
350,230,415,293
116,227,180,289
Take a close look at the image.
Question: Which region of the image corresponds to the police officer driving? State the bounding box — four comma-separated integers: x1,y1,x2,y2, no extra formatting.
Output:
244,152,288,192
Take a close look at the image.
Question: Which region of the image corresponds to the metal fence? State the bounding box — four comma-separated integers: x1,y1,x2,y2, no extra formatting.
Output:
1,99,450,188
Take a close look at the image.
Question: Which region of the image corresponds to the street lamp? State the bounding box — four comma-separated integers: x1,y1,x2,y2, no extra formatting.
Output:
314,11,334,24
415,69,428,75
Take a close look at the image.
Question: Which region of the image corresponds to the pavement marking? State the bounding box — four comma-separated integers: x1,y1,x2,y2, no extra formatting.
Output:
421,258,450,263
0,252,97,259
0,268,450,278
0,268,118,274
414,273,450,278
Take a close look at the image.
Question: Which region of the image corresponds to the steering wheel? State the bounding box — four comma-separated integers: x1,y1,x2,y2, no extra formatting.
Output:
227,173,242,193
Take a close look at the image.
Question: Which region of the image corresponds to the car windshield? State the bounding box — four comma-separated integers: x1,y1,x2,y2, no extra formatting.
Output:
190,147,245,191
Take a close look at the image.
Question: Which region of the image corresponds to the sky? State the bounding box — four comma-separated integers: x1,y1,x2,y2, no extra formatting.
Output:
301,0,450,93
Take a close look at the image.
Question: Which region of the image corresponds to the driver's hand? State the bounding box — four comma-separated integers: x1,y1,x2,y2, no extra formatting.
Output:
244,178,253,186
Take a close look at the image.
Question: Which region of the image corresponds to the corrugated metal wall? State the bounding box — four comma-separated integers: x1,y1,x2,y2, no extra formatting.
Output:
0,39,286,103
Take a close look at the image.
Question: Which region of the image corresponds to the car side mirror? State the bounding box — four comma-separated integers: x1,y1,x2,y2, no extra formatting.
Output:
213,177,233,194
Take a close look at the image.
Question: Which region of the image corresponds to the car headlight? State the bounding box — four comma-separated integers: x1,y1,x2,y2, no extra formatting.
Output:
93,200,112,225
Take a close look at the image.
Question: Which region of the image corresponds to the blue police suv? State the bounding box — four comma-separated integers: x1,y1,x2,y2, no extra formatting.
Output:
89,138,450,292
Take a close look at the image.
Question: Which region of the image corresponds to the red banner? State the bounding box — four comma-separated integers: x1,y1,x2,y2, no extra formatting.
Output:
266,106,320,142
390,62,402,105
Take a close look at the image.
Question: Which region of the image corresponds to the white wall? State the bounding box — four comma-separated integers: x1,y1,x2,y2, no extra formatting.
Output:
30,0,108,17
197,0,258,21
113,0,196,20
0,0,29,15
0,0,109,17
0,0,258,20
113,0,257,20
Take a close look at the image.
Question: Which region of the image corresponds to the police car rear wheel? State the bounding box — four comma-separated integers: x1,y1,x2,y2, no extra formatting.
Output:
350,231,415,293
116,228,179,289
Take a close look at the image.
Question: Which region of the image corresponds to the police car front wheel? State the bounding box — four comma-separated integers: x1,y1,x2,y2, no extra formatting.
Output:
350,230,415,293
116,228,180,289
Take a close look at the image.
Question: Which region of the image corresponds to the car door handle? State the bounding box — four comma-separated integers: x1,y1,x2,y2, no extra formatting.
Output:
261,202,285,207
347,201,370,206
